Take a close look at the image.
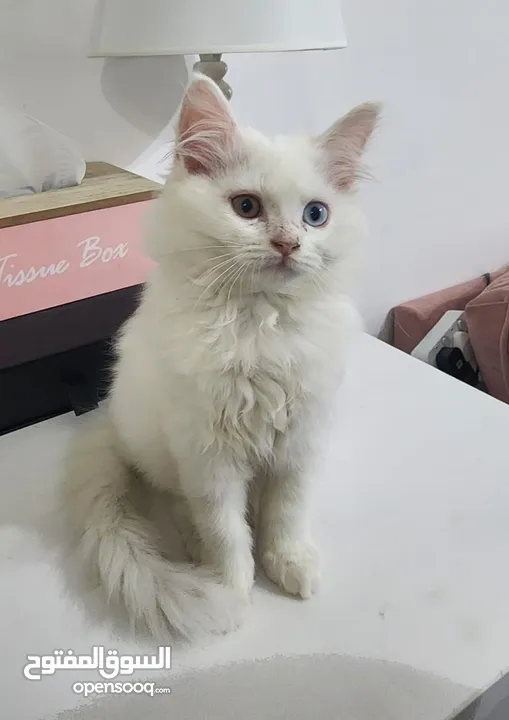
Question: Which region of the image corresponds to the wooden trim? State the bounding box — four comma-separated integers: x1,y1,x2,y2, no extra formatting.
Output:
0,162,161,228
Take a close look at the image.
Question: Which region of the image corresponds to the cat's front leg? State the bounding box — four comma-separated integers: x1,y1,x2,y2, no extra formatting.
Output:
258,433,320,599
177,454,254,599
169,493,204,565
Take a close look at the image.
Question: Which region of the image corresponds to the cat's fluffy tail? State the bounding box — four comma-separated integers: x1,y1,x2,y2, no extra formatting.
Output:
61,414,240,640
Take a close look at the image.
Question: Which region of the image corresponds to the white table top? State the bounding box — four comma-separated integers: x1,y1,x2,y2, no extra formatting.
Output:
2,334,509,720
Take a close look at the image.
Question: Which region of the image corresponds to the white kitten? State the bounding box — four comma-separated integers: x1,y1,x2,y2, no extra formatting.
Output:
62,75,379,640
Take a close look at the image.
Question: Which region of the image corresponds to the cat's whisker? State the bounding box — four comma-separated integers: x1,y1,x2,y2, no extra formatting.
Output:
163,244,243,257
194,232,245,249
250,259,263,295
214,259,248,299
195,253,243,283
195,253,249,287
309,269,328,295
196,256,237,282
216,257,254,299
238,261,251,299
199,254,251,284
193,255,248,308
203,252,238,265
225,265,244,304
227,261,250,304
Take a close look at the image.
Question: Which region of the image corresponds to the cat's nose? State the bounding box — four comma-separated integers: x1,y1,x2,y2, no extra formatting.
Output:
270,238,300,257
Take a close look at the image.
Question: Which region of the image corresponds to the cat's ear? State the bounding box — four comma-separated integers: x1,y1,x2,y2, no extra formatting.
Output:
318,103,381,191
176,74,239,176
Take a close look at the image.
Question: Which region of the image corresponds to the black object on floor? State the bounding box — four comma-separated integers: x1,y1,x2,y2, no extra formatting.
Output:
0,340,112,435
0,284,141,435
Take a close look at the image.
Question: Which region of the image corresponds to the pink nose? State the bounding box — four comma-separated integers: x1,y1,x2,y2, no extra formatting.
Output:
270,239,300,257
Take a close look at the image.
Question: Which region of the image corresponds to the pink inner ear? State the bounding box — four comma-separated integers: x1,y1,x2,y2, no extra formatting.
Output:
176,78,237,176
320,102,380,191
322,139,359,191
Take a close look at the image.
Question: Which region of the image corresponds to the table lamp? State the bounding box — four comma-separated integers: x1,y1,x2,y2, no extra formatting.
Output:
90,0,347,98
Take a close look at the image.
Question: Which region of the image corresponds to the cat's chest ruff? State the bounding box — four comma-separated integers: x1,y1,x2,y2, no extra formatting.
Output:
202,303,307,457
211,365,300,461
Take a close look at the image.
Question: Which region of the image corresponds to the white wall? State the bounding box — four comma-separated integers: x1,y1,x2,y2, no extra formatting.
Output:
1,0,508,332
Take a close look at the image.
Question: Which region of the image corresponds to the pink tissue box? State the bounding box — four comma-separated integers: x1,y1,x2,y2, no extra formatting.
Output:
0,162,157,322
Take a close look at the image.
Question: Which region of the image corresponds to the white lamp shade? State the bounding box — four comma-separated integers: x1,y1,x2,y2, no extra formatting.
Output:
90,0,347,57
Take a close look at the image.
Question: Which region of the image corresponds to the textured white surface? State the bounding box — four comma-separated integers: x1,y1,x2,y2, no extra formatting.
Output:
54,655,471,720
1,334,509,719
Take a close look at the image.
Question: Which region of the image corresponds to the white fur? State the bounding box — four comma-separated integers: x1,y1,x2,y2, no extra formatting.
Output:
62,75,378,639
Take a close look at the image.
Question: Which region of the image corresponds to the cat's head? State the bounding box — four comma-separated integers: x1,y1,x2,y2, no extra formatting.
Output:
153,74,380,298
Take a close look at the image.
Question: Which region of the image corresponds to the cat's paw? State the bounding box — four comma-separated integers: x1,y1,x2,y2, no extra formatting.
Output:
261,540,320,599
222,554,255,600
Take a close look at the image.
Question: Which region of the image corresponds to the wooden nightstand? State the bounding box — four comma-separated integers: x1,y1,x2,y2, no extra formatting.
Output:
0,163,160,433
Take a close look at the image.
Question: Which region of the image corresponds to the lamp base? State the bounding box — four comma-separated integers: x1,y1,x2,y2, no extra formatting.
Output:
193,54,232,100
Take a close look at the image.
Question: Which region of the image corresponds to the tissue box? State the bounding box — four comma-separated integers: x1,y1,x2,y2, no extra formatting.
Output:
0,162,159,433
0,162,156,321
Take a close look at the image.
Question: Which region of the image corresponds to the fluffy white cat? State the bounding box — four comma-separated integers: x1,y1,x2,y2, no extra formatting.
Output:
62,75,379,640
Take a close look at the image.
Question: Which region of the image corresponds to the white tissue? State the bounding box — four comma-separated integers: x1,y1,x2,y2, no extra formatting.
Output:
0,107,86,199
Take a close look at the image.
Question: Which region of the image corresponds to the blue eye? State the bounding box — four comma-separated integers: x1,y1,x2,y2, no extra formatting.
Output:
303,201,329,227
